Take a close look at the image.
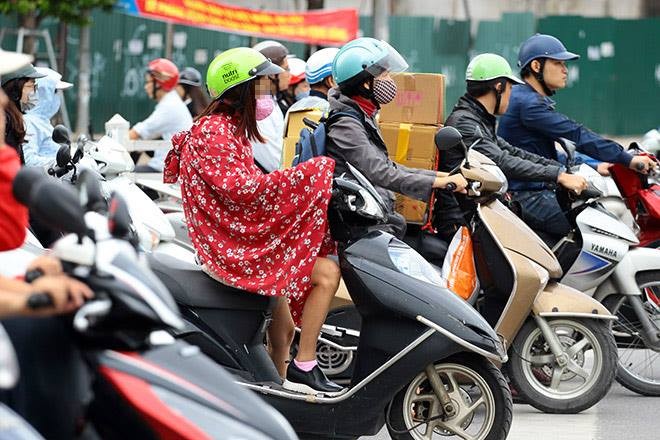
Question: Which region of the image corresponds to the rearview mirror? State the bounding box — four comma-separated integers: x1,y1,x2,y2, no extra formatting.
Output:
435,126,463,151
31,180,87,236
52,124,71,146
78,169,107,213
556,137,577,167
55,144,72,168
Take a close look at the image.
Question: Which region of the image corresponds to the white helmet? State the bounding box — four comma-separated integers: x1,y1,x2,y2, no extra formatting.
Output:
305,48,340,85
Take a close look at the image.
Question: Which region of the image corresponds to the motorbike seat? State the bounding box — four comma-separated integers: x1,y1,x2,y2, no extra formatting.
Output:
147,253,274,311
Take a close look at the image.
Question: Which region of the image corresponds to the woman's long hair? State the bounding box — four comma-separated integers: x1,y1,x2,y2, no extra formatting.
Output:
2,78,28,149
196,80,264,143
183,84,210,118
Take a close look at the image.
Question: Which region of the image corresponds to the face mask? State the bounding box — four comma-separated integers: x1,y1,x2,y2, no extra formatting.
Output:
255,96,275,121
372,77,397,105
20,91,38,112
295,90,310,101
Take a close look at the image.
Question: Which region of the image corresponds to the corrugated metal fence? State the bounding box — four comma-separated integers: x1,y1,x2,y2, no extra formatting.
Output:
1,11,657,135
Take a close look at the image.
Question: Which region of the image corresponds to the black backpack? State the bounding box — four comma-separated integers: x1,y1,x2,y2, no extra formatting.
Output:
292,110,362,166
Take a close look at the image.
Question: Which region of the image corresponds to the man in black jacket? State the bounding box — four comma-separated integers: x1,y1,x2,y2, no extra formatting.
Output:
434,53,587,239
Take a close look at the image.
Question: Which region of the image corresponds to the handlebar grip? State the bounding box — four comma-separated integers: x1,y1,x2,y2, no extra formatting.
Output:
445,182,457,192
25,269,44,283
26,292,54,310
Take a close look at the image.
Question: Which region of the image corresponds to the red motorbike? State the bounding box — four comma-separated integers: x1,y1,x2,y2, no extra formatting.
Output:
609,144,660,248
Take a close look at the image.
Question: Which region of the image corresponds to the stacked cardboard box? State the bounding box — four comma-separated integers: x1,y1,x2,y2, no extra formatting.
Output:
281,109,324,168
378,73,446,223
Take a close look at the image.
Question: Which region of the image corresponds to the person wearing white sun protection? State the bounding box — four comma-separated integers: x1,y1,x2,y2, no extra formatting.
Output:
23,67,74,167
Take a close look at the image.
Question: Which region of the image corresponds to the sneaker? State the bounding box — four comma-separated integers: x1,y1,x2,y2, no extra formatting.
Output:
282,362,345,396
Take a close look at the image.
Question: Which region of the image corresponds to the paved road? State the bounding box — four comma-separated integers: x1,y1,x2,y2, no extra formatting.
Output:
361,383,658,440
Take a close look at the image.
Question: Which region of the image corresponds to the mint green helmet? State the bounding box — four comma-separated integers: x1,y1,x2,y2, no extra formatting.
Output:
466,53,523,84
333,37,408,85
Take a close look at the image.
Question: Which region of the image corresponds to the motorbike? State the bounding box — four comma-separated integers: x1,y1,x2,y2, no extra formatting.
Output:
429,127,618,414
608,143,660,248
3,169,298,440
147,163,513,440
551,139,660,396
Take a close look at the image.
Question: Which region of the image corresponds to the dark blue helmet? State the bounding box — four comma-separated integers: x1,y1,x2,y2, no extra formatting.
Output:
518,34,579,68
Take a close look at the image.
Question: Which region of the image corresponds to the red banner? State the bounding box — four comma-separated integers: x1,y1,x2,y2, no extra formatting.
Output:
118,0,358,46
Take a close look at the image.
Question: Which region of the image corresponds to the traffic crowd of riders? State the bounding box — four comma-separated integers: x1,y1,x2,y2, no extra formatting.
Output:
0,32,657,436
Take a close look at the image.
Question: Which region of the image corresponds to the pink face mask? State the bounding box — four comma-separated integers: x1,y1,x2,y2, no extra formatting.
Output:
255,96,275,121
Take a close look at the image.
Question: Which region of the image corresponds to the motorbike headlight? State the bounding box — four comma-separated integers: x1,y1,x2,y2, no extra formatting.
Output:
388,242,444,286
482,163,508,195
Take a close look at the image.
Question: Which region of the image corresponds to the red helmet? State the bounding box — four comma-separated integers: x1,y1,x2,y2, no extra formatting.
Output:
147,58,179,91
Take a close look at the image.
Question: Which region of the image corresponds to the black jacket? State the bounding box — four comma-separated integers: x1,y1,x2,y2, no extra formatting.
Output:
433,94,563,234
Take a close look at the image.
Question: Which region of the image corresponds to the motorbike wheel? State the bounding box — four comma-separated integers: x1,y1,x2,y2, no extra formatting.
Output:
507,318,617,414
386,353,512,440
602,270,660,396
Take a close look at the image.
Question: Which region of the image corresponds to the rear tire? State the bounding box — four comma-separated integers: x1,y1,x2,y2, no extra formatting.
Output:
507,318,617,414
602,270,660,396
387,354,512,440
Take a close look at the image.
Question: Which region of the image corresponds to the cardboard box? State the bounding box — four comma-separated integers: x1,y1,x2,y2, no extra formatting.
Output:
379,122,438,164
379,73,445,126
395,195,428,224
281,137,298,169
285,109,324,138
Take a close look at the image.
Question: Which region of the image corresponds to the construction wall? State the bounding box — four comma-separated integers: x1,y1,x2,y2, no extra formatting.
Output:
0,10,657,135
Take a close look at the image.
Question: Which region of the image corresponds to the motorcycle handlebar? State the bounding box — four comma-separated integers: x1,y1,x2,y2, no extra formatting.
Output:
26,292,54,310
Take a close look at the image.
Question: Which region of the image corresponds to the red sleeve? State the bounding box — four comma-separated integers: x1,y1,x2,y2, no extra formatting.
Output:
0,147,28,250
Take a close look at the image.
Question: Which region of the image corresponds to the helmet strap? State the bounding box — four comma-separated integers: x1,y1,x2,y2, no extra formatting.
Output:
493,78,507,114
359,77,378,107
533,59,555,96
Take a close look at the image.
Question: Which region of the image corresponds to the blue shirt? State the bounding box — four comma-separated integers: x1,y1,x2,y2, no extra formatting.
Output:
498,83,633,190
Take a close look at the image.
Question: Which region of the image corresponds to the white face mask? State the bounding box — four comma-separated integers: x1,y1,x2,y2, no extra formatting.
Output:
20,91,38,112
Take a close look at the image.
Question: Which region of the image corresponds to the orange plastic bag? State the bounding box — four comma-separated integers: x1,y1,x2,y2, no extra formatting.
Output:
441,226,477,300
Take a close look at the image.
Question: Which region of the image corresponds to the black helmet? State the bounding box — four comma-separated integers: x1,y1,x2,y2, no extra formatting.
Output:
178,67,203,87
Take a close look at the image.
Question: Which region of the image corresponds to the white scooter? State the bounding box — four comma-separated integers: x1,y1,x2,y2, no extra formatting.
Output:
553,139,660,396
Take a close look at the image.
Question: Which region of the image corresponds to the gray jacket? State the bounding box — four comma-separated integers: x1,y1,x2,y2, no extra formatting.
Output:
326,89,436,236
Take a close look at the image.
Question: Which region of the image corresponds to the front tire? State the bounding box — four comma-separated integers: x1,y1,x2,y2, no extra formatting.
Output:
602,270,660,396
507,318,617,414
387,354,512,440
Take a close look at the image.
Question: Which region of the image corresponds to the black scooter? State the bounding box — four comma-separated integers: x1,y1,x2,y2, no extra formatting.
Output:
149,164,513,440
5,169,297,440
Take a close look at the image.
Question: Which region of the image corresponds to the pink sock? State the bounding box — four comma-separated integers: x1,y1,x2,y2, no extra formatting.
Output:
294,359,317,372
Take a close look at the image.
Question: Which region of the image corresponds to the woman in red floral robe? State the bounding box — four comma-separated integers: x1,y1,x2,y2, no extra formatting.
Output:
164,48,343,395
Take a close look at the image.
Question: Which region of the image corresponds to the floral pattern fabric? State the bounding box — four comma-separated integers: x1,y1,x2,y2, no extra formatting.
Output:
164,114,335,324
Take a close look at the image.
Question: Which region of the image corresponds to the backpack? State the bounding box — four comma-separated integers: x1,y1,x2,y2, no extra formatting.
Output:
292,110,362,166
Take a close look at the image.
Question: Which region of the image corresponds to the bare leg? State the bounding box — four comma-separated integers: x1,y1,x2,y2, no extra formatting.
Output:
296,257,341,362
267,297,295,377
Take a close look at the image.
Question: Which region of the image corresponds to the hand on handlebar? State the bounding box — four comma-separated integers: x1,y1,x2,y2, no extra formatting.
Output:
596,162,611,176
433,174,468,193
27,275,94,316
630,155,657,175
557,172,588,194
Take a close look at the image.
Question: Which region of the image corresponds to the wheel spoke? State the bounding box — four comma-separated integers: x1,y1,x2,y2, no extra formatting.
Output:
549,366,564,390
457,395,485,426
446,370,460,394
566,360,591,380
529,353,555,365
423,420,437,440
445,424,476,440
566,337,591,357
